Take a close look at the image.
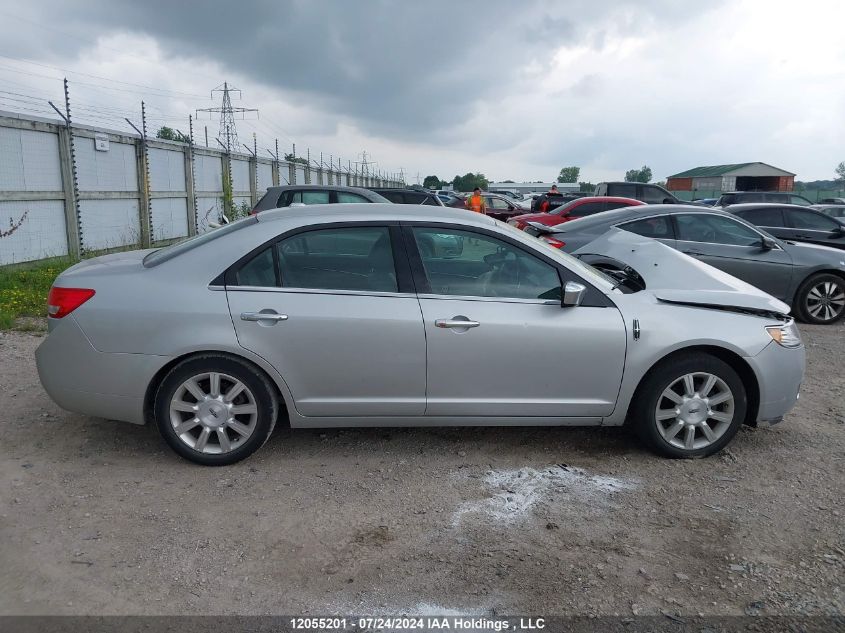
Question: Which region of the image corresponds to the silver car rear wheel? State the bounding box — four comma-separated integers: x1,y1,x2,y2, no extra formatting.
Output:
168,371,258,455
654,372,735,451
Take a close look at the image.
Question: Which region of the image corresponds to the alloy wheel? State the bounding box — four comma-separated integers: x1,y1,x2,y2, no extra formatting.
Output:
805,280,845,322
654,372,735,451
168,372,258,454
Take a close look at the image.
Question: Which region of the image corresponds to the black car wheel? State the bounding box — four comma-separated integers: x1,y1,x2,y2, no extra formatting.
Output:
794,273,845,324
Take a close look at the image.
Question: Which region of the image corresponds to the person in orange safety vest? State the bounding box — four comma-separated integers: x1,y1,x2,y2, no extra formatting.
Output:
465,187,487,214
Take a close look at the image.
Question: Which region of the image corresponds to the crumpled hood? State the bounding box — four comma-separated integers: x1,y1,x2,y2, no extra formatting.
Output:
573,229,791,316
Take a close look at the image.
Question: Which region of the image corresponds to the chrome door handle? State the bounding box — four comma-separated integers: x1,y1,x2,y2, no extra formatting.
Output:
435,318,480,329
240,311,288,322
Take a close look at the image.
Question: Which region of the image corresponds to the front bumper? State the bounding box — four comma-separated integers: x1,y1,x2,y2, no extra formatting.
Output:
746,339,805,424
35,316,167,424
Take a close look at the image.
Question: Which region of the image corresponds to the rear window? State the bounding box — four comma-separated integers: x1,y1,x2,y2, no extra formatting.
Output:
735,207,785,226
143,216,257,267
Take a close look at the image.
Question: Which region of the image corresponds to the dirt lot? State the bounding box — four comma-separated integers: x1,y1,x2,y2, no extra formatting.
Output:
0,324,843,618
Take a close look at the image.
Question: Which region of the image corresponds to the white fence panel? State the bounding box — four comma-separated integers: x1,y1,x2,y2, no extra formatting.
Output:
150,198,189,242
295,165,306,184
0,200,67,265
76,138,137,192
230,158,250,191
194,154,223,192
257,162,273,191
0,127,62,190
79,199,139,250
148,147,186,192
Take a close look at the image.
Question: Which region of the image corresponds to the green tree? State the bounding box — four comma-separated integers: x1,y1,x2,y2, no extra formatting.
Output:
557,166,580,183
579,181,596,193
155,126,191,143
284,153,308,166
452,172,488,191
423,175,442,189
836,161,845,183
625,165,653,183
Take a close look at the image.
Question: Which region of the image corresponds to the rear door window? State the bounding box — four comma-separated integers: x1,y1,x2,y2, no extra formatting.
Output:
336,192,369,203
291,191,331,205
277,227,397,292
735,207,786,227
786,209,840,231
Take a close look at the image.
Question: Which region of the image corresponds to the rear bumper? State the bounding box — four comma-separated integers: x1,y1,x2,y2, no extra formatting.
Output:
35,316,167,424
746,340,806,423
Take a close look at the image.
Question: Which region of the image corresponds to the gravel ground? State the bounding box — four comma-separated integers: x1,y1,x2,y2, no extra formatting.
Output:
0,324,842,617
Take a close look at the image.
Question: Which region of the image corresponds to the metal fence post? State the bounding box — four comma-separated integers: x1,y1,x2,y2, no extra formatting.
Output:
185,116,198,236
137,102,152,248
56,125,81,259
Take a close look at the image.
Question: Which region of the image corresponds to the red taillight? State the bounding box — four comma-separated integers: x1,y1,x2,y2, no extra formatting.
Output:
47,287,95,319
541,236,566,249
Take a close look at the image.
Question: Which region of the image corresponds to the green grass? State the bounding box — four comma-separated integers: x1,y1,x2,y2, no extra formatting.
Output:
0,257,75,330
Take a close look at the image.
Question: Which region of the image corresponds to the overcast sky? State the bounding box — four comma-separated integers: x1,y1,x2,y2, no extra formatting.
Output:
0,0,843,184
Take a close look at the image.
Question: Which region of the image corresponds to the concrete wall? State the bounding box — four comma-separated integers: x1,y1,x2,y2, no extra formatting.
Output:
0,111,402,264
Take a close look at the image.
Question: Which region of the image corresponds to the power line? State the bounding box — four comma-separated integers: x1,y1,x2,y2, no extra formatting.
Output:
0,53,211,100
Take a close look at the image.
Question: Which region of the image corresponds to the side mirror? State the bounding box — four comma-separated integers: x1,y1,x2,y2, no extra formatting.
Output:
761,237,776,251
832,225,845,237
663,198,675,204
562,281,587,308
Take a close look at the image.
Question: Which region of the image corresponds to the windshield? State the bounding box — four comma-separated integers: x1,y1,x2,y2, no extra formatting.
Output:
143,216,258,267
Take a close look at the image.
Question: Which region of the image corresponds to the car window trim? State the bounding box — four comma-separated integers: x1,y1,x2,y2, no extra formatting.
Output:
399,221,612,307
222,221,414,294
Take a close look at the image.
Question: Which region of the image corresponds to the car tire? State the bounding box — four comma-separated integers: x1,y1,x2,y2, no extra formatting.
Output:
793,273,845,325
154,355,279,466
631,353,747,459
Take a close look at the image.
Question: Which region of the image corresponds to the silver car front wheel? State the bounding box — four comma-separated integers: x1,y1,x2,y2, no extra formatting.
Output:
169,372,258,454
633,353,747,458
654,372,734,451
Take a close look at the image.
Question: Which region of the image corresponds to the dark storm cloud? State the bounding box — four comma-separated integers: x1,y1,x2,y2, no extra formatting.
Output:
8,0,721,139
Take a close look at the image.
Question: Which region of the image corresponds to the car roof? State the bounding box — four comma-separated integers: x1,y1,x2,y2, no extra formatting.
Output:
725,202,811,210
371,188,434,194
550,203,731,232
254,202,498,227
262,184,377,193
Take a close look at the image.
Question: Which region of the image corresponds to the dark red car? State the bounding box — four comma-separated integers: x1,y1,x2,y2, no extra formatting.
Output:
507,196,644,230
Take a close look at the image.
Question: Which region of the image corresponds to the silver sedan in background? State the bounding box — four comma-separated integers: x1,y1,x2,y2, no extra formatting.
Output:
36,205,805,465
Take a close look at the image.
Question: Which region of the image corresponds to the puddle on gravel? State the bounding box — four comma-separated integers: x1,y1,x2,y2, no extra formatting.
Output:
452,464,637,526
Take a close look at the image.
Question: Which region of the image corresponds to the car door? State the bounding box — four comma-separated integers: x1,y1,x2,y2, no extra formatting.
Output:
673,212,794,300
405,224,626,418
784,208,845,249
226,224,426,418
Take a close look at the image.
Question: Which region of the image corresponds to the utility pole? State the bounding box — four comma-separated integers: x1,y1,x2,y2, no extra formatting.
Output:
50,78,82,257
195,82,258,154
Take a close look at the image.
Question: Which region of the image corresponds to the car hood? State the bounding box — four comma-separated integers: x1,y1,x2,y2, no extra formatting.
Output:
573,229,791,317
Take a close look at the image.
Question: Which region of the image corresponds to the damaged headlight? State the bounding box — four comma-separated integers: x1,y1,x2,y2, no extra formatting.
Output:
765,320,802,348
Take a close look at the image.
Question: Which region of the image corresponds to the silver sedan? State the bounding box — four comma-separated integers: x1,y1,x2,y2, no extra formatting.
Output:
36,205,805,465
